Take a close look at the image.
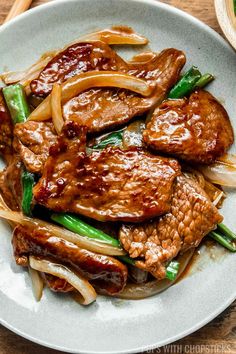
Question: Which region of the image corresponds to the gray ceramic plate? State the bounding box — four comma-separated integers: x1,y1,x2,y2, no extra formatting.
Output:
0,0,236,353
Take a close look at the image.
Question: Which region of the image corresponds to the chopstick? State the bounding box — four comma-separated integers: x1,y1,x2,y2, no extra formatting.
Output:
4,0,33,24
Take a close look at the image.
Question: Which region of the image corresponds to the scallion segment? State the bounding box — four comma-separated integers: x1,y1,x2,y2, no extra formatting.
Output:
217,223,236,240
210,231,236,252
21,171,35,216
3,84,30,124
168,66,202,99
51,213,121,248
93,130,123,149
166,261,180,281
195,73,214,88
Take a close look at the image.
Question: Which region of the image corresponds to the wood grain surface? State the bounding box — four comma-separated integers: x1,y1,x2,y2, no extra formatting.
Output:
0,1,235,353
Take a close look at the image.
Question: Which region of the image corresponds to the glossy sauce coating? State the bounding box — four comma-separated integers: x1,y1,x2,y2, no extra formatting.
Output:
33,122,181,222
0,92,13,164
12,224,128,295
143,90,234,164
120,175,223,279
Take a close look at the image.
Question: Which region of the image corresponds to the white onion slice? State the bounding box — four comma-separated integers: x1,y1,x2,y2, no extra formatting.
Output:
0,210,125,256
28,265,44,301
199,161,236,187
51,84,64,134
29,257,97,305
118,249,195,300
28,71,154,122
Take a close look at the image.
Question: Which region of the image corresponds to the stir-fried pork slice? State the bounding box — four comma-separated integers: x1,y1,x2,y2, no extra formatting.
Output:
143,90,234,164
0,157,23,210
63,48,186,132
13,121,58,173
119,175,223,279
33,122,180,222
13,224,127,295
0,92,13,164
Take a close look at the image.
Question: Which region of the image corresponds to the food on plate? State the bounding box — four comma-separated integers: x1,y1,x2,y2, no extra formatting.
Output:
0,26,235,306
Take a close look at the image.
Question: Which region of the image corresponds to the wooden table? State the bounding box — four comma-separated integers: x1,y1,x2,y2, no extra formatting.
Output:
0,0,235,353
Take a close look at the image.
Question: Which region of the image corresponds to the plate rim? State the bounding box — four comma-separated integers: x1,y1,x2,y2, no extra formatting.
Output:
0,0,235,353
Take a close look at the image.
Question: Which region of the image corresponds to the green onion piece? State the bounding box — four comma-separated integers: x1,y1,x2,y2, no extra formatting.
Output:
234,0,236,16
51,213,121,248
168,66,202,99
118,256,135,266
210,231,236,252
166,260,180,281
217,223,236,240
194,73,214,89
93,130,123,149
3,84,30,124
21,171,35,216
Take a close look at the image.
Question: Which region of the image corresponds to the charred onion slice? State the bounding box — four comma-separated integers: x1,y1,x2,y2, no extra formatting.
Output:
51,84,64,134
29,257,97,305
28,265,44,301
118,250,195,300
28,71,154,122
0,210,126,256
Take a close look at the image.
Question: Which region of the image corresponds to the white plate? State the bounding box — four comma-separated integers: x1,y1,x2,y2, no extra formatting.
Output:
0,1,236,353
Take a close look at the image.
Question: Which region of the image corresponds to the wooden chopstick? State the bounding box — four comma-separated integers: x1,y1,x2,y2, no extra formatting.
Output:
4,0,33,24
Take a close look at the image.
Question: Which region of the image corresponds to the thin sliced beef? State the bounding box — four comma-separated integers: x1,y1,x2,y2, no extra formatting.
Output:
119,175,223,279
33,122,181,222
31,41,128,97
12,224,127,295
0,92,13,164
63,48,186,133
143,90,234,164
13,121,57,173
0,157,23,210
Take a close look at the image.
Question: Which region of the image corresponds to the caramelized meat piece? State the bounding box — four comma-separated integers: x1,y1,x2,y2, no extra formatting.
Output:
13,224,127,295
0,157,23,210
143,90,234,164
33,122,180,222
0,92,13,164
13,121,57,173
31,41,128,97
120,175,223,279
63,48,186,133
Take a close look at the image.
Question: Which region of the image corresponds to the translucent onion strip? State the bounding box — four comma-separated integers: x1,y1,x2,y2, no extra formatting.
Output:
0,210,126,256
29,257,97,305
51,84,64,134
28,71,154,122
77,27,148,45
199,161,236,187
118,250,195,300
28,265,44,301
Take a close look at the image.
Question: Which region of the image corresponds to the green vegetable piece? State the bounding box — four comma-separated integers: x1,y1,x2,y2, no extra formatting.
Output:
234,0,236,15
93,130,123,149
217,223,236,240
118,256,135,266
3,84,30,124
195,73,215,88
21,171,35,216
168,66,202,99
166,260,180,281
51,213,121,248
210,231,236,252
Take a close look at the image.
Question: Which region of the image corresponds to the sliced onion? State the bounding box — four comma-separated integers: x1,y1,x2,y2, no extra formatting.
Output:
29,256,97,305
71,26,148,45
28,265,44,301
123,120,145,149
199,161,236,187
51,83,64,134
1,56,52,85
28,71,154,122
117,249,195,300
0,210,126,256
204,180,225,207
217,153,236,165
128,52,157,64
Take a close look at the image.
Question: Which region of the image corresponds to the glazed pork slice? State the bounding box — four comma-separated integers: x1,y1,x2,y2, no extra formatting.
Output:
33,122,181,222
13,121,58,174
143,90,234,164
119,174,223,279
0,92,13,164
12,224,127,295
